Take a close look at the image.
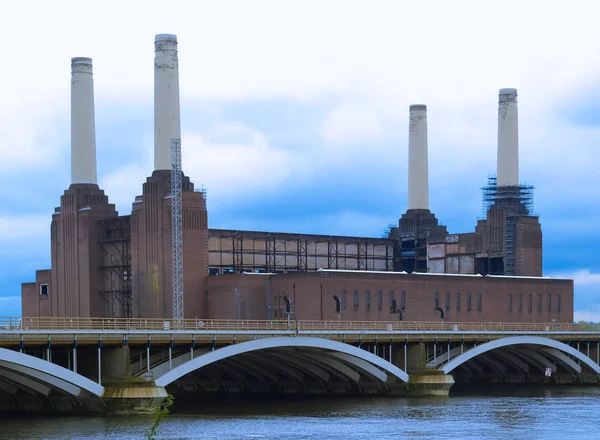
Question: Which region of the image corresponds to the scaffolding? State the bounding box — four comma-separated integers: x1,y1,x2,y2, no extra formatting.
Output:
481,176,534,218
208,229,394,275
171,138,184,321
382,223,395,239
98,216,132,317
481,176,535,275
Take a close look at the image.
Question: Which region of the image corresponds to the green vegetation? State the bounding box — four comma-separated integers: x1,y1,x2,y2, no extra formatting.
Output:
145,394,175,440
576,321,600,331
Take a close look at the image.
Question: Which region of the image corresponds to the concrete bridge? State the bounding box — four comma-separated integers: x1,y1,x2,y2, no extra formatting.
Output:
0,317,599,414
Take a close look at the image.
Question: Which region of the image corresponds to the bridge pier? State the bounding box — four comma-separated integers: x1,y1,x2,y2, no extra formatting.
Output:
99,346,168,415
409,342,454,396
390,342,455,396
407,371,455,396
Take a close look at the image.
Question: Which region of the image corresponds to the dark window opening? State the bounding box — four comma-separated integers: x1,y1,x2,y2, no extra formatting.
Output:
477,293,482,312
518,294,523,313
537,294,542,313
401,291,406,310
353,290,359,310
467,293,472,311
445,292,450,311
528,294,533,313
366,291,371,311
508,294,513,312
456,292,461,311
557,295,561,313
40,284,48,296
377,291,383,310
434,292,440,308
389,291,396,311
341,289,347,311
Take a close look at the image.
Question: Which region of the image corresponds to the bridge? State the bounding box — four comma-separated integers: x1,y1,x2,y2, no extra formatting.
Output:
0,317,599,414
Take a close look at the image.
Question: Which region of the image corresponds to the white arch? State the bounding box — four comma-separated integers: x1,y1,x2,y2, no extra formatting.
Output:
441,336,600,375
155,336,408,386
0,348,104,397
328,352,389,382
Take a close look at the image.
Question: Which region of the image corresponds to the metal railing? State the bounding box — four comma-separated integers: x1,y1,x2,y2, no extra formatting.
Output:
0,317,583,333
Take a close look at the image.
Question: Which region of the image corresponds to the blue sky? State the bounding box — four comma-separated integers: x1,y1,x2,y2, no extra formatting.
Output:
1,0,599,320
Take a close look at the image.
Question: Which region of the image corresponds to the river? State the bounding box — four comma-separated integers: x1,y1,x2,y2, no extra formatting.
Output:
1,387,599,439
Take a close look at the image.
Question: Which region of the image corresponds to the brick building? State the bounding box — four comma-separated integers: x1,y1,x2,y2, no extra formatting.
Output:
21,36,572,323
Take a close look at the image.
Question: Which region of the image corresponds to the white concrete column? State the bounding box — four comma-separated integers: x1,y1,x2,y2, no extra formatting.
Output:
71,57,97,184
154,34,181,171
408,104,429,210
497,88,519,187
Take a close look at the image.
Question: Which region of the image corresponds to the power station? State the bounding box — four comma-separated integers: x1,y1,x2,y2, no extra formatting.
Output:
22,34,572,323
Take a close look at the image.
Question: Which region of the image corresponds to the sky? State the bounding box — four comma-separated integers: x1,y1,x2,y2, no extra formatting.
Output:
0,0,599,320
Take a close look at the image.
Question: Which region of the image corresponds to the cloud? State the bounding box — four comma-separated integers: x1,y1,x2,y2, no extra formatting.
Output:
101,163,151,215
184,125,309,204
0,215,49,242
574,310,600,323
321,92,389,143
2,0,600,322
217,210,392,238
548,269,600,287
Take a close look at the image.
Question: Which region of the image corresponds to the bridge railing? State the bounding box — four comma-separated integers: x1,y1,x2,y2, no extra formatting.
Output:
296,321,579,332
0,317,581,332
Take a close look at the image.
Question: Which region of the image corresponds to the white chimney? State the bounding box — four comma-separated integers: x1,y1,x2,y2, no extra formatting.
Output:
408,104,429,210
497,88,519,187
71,57,97,184
154,34,181,171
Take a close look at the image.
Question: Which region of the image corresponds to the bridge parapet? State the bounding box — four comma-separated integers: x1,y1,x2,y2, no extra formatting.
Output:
0,317,584,333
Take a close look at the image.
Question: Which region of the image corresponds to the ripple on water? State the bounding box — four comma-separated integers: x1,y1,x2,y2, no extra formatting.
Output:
1,388,600,440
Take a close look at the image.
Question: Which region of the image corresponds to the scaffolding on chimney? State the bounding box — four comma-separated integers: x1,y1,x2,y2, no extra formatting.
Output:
98,216,132,317
481,176,535,275
482,176,534,218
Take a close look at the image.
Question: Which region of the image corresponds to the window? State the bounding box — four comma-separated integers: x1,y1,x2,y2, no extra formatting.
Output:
477,293,482,312
401,291,406,310
366,291,371,311
467,293,472,311
274,308,278,318
456,292,461,311
557,295,561,313
528,294,533,313
377,291,383,310
508,294,513,312
341,290,347,311
548,295,552,313
434,292,440,308
537,295,542,313
518,294,523,313
389,291,396,311
445,292,450,311
354,290,359,310
40,284,48,296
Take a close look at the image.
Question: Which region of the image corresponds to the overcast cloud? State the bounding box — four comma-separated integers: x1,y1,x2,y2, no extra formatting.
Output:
0,0,599,319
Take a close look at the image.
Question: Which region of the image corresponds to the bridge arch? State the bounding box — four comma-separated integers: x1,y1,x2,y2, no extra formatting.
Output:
0,348,104,397
440,336,600,376
154,336,408,389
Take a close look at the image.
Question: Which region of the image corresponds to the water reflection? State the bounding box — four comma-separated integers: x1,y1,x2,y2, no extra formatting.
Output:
1,388,600,440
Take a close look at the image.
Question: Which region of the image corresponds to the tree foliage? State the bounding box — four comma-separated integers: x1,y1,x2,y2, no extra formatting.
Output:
576,320,600,331
146,394,175,440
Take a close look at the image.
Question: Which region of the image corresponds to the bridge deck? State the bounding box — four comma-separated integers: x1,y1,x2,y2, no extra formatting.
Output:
0,318,597,347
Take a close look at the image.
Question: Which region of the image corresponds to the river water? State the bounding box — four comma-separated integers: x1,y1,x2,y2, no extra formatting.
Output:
1,387,599,439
